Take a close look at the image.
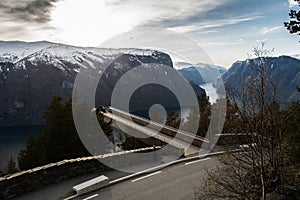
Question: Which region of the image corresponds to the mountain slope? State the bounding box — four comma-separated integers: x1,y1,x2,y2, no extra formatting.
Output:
0,42,204,126
176,62,227,85
221,56,300,104
0,41,55,63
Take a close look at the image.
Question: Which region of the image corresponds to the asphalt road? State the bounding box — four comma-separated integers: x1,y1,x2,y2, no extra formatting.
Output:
12,156,219,200
12,170,130,200
74,157,218,200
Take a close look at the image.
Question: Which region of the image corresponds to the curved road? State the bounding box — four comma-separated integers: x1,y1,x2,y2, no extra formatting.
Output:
13,156,218,200
73,157,218,200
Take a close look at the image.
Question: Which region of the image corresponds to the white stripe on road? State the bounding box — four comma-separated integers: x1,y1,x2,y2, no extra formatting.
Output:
82,194,99,200
131,171,162,183
184,158,211,166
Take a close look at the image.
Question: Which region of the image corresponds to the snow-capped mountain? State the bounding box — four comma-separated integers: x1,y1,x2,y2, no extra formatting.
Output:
176,62,227,85
290,54,300,60
0,41,55,63
221,56,300,104
0,41,204,126
0,41,161,71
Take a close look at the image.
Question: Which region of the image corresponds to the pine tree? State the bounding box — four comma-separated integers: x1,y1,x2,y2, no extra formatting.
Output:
285,0,300,35
18,97,91,170
18,135,45,170
6,156,18,174
165,112,181,129
42,97,89,163
184,93,211,137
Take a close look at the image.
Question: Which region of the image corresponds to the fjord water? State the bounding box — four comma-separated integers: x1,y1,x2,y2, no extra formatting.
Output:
199,83,218,104
0,84,218,167
0,126,43,165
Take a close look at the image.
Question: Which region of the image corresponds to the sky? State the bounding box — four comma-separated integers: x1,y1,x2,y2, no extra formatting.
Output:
0,0,299,68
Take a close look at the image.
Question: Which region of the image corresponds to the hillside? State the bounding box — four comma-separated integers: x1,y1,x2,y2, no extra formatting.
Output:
221,56,300,104
0,41,204,126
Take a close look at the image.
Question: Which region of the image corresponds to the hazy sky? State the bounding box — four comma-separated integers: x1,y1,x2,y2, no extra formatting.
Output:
0,0,299,67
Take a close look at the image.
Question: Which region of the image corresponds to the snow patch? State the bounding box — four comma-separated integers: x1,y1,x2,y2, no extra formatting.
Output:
0,42,166,76
73,68,80,73
0,53,18,63
0,41,53,62
290,54,300,60
15,61,26,70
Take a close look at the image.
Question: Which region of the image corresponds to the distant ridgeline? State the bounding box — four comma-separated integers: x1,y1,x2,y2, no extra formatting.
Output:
177,62,227,85
219,56,300,105
0,41,205,127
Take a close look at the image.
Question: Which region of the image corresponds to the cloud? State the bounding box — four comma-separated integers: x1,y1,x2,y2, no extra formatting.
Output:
200,38,245,47
260,26,283,34
47,0,230,46
106,0,223,15
168,15,262,33
0,0,60,23
0,0,269,50
288,0,299,7
0,0,59,40
105,0,228,27
46,0,264,47
104,0,263,36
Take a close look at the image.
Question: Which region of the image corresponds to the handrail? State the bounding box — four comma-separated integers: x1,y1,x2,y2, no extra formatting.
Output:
108,106,210,143
104,112,187,149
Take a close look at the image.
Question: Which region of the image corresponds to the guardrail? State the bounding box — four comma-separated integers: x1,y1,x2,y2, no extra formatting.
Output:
0,147,159,200
107,107,210,148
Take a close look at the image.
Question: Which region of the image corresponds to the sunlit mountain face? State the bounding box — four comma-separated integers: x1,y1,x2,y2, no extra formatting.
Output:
0,41,207,127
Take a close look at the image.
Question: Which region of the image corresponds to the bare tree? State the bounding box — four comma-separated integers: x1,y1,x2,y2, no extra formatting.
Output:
195,43,290,199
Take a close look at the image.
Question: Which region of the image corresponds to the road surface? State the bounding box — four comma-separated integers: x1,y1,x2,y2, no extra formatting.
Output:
73,157,218,200
12,157,218,200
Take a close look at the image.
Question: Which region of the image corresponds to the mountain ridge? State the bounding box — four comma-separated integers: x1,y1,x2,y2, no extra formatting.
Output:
176,62,227,85
221,55,300,104
0,41,206,127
